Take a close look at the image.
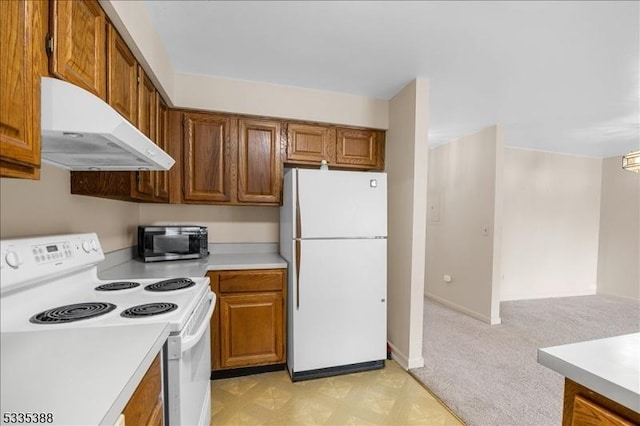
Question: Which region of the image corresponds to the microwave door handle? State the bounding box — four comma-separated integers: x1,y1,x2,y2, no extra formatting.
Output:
180,293,215,354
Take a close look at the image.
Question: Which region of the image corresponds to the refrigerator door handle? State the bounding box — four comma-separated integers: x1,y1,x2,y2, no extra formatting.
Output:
296,240,301,309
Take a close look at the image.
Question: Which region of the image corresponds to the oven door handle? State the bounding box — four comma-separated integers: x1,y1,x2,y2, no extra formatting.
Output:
180,292,215,354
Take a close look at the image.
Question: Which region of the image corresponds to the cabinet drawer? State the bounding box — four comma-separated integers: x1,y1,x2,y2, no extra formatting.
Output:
219,270,284,293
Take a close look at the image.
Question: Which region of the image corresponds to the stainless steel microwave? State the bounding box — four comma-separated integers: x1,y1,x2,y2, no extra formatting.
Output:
137,226,208,262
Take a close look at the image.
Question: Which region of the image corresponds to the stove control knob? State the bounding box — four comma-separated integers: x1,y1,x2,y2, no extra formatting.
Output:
5,250,22,269
90,240,99,252
81,241,91,253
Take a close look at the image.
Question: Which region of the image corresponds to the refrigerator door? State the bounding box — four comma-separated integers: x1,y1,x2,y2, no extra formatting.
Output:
291,238,387,373
297,169,387,239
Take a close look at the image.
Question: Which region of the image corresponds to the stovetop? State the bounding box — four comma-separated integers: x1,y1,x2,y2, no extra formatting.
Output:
0,233,211,334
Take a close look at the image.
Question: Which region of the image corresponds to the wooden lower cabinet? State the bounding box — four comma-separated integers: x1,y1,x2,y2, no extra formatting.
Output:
209,269,286,372
122,354,163,426
563,379,639,426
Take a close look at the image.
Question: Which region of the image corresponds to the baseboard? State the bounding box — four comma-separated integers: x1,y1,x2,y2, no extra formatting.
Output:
425,292,497,325
500,289,596,302
388,341,424,370
596,290,640,303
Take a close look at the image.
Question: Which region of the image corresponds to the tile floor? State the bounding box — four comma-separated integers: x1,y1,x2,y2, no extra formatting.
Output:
210,361,463,425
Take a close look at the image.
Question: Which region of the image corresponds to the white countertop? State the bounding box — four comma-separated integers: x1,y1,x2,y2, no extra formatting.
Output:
538,333,640,412
1,323,170,426
99,252,287,280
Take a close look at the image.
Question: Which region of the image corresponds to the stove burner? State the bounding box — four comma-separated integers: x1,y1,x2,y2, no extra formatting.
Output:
95,281,141,291
144,278,195,292
121,303,178,318
30,302,117,324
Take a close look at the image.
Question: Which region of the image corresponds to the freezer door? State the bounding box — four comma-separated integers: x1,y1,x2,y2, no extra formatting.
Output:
297,169,387,238
291,238,387,373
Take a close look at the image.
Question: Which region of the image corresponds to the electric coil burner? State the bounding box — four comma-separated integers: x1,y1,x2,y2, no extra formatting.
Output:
29,302,117,324
121,303,178,318
1,233,215,426
144,278,195,292
95,281,141,291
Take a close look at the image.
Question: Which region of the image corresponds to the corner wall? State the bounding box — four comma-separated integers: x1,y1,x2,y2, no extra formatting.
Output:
500,148,602,301
0,164,139,252
597,156,640,301
386,79,429,369
425,126,503,324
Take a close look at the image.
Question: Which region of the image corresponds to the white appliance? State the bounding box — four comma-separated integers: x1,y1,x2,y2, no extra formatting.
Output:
280,168,387,381
40,77,175,171
0,233,214,425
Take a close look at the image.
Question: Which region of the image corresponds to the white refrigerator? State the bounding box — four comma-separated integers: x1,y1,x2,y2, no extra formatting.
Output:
280,168,387,381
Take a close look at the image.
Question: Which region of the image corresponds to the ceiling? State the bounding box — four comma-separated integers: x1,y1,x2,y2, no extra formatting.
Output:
143,1,639,158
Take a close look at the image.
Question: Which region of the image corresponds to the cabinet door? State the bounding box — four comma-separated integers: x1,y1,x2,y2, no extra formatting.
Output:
220,292,284,368
183,113,234,203
237,118,282,204
286,123,335,166
0,0,46,178
132,67,157,200
335,128,382,169
107,24,137,125
122,354,162,426
50,0,106,99
155,96,170,201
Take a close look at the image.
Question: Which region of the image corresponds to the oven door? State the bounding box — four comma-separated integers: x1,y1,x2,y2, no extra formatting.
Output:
165,291,215,426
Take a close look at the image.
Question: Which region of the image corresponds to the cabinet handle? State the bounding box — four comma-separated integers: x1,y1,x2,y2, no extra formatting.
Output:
295,169,301,309
296,240,301,309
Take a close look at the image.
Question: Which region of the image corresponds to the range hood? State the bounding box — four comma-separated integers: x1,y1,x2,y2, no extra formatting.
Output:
40,77,175,171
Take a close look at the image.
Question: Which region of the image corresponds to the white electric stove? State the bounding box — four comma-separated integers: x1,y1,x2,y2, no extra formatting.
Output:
0,233,214,426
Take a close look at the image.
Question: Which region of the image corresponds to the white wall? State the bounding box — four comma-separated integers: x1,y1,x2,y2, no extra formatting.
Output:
140,204,279,243
386,79,429,369
101,1,389,130
0,164,139,252
174,73,389,130
425,126,503,324
500,148,602,301
597,156,640,301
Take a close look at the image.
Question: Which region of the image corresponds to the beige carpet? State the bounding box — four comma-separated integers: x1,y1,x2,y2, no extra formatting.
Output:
410,295,640,426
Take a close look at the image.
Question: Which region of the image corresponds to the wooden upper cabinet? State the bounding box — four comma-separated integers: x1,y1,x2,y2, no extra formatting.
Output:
137,67,156,140
107,24,137,125
132,67,157,200
286,123,335,166
155,96,170,201
183,113,234,203
50,0,106,100
335,128,383,169
0,0,47,179
237,118,282,204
